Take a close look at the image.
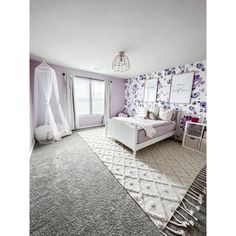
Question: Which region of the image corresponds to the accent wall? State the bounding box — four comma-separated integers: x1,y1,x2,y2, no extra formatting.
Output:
124,60,206,140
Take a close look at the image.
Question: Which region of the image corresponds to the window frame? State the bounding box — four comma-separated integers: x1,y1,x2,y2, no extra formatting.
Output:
74,77,105,116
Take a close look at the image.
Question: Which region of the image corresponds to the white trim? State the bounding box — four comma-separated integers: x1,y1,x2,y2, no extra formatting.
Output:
29,139,35,158
79,114,104,117
78,124,105,130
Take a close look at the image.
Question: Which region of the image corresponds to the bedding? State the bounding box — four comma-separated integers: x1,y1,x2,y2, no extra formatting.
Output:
112,117,175,139
138,121,176,143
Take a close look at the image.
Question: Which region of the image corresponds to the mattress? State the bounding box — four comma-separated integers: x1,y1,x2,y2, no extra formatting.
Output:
137,121,176,144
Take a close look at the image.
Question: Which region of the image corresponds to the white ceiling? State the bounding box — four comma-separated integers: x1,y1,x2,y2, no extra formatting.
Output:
30,0,206,79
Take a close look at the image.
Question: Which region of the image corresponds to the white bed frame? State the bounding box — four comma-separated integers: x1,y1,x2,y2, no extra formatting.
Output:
107,118,176,157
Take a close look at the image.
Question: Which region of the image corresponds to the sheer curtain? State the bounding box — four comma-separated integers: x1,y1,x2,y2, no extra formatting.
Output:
34,61,71,144
104,80,111,135
64,74,76,130
36,66,58,139
54,72,70,131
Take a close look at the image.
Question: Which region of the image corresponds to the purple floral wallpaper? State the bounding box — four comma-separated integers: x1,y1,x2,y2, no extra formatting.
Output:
124,60,206,140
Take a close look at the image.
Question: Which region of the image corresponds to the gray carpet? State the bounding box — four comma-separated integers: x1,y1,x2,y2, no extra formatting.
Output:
30,133,162,235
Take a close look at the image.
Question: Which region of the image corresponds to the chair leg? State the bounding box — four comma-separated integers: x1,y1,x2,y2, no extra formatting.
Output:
133,150,136,158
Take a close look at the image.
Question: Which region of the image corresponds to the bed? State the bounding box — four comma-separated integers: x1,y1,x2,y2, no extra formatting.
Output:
107,116,178,157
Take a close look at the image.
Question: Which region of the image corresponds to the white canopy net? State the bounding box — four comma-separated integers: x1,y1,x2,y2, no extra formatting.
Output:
34,61,71,144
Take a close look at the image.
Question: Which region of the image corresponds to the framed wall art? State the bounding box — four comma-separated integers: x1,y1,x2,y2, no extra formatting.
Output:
144,78,158,102
169,72,194,104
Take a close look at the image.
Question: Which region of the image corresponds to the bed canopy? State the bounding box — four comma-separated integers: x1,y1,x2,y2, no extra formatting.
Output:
34,61,71,144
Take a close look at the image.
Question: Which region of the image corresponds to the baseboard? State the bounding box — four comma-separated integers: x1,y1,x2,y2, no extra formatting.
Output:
78,124,105,130
29,139,35,158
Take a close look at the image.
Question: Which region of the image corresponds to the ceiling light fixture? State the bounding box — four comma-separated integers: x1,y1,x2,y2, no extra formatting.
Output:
112,51,130,72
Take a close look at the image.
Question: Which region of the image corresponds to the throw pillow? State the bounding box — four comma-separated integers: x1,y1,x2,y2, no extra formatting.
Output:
158,108,175,121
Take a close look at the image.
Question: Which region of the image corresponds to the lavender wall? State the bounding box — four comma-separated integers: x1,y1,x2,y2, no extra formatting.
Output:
30,60,126,148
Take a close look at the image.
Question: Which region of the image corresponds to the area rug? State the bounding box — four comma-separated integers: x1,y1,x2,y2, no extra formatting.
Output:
162,165,207,236
77,127,206,230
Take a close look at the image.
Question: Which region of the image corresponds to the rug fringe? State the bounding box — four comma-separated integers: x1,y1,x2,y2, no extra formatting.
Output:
162,165,206,235
166,226,185,235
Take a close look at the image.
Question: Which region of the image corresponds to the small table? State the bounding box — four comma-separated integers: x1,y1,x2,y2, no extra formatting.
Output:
182,121,207,154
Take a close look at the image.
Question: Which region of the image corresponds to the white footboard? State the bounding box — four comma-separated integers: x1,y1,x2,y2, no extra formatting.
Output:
108,119,137,152
107,118,176,157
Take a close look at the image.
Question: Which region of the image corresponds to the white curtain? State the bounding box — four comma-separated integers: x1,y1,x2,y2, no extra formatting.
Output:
53,71,71,131
104,80,111,135
34,61,71,144
64,74,76,130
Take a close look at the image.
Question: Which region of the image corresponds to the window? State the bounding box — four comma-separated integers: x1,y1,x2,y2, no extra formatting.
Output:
91,80,105,114
74,77,105,115
74,78,90,115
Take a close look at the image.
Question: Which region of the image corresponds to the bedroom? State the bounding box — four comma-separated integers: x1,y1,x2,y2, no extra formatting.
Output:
29,1,207,235
30,0,206,235
2,0,236,236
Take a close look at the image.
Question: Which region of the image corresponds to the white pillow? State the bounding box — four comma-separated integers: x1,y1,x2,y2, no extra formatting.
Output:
158,108,175,121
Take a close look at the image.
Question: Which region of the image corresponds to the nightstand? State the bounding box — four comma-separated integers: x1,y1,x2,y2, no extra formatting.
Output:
182,121,207,154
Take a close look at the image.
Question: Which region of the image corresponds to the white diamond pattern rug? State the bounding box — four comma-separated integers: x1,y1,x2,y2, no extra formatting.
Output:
77,127,206,230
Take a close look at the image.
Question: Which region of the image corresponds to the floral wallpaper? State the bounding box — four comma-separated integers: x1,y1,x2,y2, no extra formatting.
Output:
124,60,206,140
